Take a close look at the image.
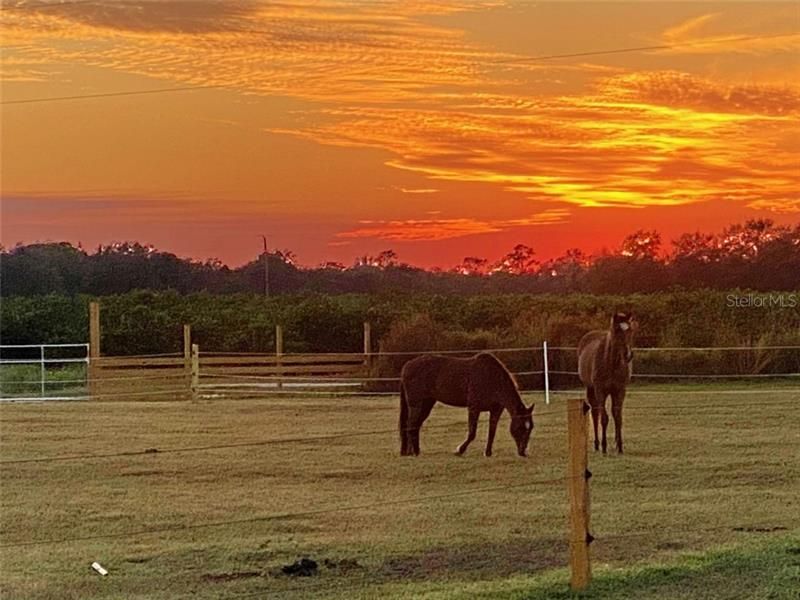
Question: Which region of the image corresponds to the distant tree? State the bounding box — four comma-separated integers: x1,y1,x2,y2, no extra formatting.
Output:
354,249,398,269
274,249,298,266
318,261,346,271
585,254,668,294
620,230,661,260
454,256,489,276
717,219,783,260
671,231,719,263
0,242,86,296
492,244,538,275
538,248,588,291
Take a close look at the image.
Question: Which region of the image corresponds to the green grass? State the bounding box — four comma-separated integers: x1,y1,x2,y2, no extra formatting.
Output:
363,537,800,599
0,364,87,398
0,386,798,599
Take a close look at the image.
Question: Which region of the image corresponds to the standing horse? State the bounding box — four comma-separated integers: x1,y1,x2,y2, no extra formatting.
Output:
399,352,534,457
578,312,636,454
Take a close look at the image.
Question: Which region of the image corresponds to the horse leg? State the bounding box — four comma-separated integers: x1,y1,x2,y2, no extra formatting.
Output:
399,386,411,456
611,388,625,454
587,387,600,452
410,398,435,456
484,406,502,457
456,409,479,456
594,388,609,454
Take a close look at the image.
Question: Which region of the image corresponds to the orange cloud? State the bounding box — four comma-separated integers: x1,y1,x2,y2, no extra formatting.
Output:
657,10,800,55
662,13,721,43
270,71,798,211
338,209,569,241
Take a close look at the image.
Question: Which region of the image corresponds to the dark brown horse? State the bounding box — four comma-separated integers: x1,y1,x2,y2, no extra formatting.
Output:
399,352,534,457
578,312,636,454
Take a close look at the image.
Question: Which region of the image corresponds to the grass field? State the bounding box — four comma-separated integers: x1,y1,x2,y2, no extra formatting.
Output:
1,386,798,599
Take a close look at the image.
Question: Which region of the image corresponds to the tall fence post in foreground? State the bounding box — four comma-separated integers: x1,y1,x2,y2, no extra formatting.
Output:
191,343,200,402
567,397,592,590
543,341,550,405
88,301,101,399
183,325,192,400
363,322,372,370
275,325,284,389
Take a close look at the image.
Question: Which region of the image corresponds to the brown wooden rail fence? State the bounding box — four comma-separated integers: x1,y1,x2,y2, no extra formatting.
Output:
86,302,375,401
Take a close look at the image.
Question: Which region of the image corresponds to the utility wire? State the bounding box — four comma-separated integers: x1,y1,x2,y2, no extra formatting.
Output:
0,84,227,105
493,32,798,64
0,476,570,548
0,406,565,466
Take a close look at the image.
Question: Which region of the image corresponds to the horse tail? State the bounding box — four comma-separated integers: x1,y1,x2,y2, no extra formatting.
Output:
399,383,409,454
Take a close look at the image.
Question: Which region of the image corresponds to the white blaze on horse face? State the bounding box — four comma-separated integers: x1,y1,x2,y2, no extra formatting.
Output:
618,322,630,331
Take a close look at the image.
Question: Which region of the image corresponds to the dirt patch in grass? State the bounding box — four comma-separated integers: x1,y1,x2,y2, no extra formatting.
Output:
380,537,566,581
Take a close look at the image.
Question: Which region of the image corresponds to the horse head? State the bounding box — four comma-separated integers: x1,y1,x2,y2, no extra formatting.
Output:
510,403,535,457
611,312,636,362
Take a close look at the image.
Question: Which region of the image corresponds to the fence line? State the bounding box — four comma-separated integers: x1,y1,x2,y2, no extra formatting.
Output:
0,343,90,350
4,397,793,466
547,345,800,352
0,419,478,466
1,386,189,403
199,345,800,357
547,370,800,379
0,476,572,549
550,388,800,396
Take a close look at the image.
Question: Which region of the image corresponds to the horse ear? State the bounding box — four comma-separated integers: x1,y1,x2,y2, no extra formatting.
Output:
527,403,535,414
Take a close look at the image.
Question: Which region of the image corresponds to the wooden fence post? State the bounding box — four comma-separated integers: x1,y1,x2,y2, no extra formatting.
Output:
183,325,192,400
567,397,592,590
275,325,284,389
88,301,101,398
191,343,200,402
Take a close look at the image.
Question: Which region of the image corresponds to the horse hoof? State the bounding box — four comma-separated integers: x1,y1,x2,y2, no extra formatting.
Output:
483,451,492,458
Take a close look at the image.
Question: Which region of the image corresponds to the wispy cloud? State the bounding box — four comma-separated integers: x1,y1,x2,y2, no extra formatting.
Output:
394,186,439,194
657,10,800,55
662,13,721,43
338,209,569,241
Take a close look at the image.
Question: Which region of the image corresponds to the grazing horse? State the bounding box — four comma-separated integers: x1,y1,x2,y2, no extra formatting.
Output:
578,312,636,454
399,352,535,457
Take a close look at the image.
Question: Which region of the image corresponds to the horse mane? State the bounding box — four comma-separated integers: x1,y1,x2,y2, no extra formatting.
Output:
475,352,519,390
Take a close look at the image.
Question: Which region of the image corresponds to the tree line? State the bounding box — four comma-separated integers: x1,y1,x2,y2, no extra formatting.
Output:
3,291,799,381
2,219,798,296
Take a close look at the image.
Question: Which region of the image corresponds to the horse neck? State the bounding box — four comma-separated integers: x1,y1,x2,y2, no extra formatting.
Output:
603,332,628,371
501,387,527,415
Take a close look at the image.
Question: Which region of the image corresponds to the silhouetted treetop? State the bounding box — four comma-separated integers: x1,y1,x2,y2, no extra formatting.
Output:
2,220,798,297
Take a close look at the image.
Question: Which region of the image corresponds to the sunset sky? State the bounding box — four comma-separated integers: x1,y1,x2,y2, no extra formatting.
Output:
1,0,798,268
